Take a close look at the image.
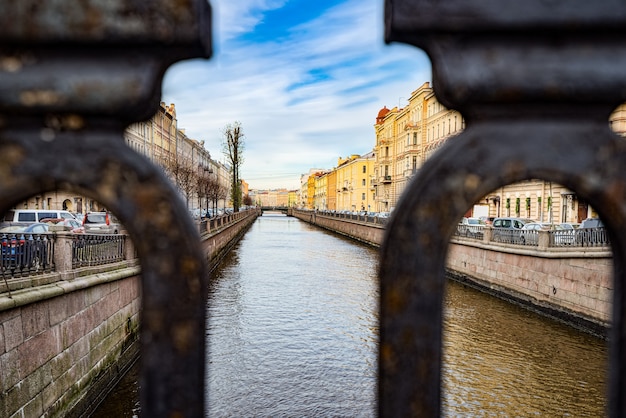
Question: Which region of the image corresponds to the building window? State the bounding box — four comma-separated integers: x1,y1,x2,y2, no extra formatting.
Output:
362,179,366,186
413,132,417,145
362,165,366,173
362,193,366,200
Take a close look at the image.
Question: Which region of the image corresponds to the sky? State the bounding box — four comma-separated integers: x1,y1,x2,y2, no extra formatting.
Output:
161,0,432,190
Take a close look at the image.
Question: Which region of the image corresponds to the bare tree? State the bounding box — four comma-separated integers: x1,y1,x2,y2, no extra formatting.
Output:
222,121,245,212
160,155,197,209
198,173,227,216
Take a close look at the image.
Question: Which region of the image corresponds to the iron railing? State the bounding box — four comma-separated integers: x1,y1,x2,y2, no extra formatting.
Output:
454,225,611,248
0,232,55,277
2,0,626,417
72,234,126,268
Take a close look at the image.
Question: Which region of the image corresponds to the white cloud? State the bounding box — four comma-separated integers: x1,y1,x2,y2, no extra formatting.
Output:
162,0,431,190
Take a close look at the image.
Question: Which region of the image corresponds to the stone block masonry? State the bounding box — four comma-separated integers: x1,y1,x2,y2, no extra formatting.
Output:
0,273,140,418
446,242,612,336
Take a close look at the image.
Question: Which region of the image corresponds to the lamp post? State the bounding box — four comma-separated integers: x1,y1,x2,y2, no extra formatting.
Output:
537,190,543,222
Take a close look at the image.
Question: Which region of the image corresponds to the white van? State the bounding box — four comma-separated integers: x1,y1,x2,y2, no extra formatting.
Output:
2,209,78,224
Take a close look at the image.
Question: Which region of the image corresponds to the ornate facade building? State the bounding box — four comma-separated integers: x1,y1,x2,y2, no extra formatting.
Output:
372,81,626,223
14,102,232,216
373,82,465,214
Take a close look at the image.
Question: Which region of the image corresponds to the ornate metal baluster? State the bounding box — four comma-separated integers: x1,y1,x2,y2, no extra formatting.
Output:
0,2,213,416
380,1,626,416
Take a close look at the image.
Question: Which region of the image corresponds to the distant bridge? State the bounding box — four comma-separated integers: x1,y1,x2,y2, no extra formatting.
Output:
260,206,290,214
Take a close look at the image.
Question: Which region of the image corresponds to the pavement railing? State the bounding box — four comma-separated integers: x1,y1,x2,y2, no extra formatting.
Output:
202,209,260,235
72,233,126,268
0,231,55,278
453,225,611,249
0,230,134,294
295,209,390,226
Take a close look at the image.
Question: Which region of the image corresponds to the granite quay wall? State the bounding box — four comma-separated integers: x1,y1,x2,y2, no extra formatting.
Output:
0,209,259,417
292,209,386,247
292,209,612,335
447,239,612,336
0,235,141,418
200,209,260,271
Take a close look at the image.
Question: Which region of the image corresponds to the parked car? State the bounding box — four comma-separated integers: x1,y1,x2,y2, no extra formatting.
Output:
23,223,51,233
1,231,27,269
576,218,608,245
491,217,534,243
551,223,579,245
0,223,50,270
519,222,549,244
82,212,119,234
520,222,573,245
42,218,85,233
580,218,603,229
1,209,77,225
458,217,486,237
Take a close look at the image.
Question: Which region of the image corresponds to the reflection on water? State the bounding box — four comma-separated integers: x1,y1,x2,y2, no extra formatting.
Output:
206,215,379,417
443,283,607,416
92,213,607,417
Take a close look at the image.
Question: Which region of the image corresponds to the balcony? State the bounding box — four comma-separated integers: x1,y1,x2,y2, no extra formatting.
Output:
404,168,417,177
381,175,392,184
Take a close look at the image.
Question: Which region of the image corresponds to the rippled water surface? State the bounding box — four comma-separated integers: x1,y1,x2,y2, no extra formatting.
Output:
93,213,607,417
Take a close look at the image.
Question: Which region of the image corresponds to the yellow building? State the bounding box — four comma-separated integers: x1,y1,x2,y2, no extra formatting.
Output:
288,190,298,207
314,172,328,210
276,189,289,207
307,175,316,209
241,179,249,203
335,153,375,213
326,170,337,211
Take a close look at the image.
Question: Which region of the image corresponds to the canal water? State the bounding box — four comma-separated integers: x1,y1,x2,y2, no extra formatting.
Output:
92,213,608,417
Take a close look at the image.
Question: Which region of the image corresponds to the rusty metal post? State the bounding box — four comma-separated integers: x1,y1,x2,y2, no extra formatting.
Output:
0,2,212,416
380,1,626,416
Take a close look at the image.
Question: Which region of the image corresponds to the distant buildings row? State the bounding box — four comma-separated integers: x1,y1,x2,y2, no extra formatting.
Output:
293,81,626,223
15,102,242,215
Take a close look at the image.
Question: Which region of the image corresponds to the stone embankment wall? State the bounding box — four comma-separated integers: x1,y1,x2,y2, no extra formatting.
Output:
292,210,612,336
0,261,141,418
201,209,260,271
292,210,385,247
0,210,260,418
446,240,612,336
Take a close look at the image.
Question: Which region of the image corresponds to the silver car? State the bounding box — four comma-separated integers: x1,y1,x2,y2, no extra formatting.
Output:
82,212,119,234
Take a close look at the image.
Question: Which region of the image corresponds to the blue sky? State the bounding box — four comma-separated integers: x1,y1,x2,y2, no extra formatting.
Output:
162,0,431,190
